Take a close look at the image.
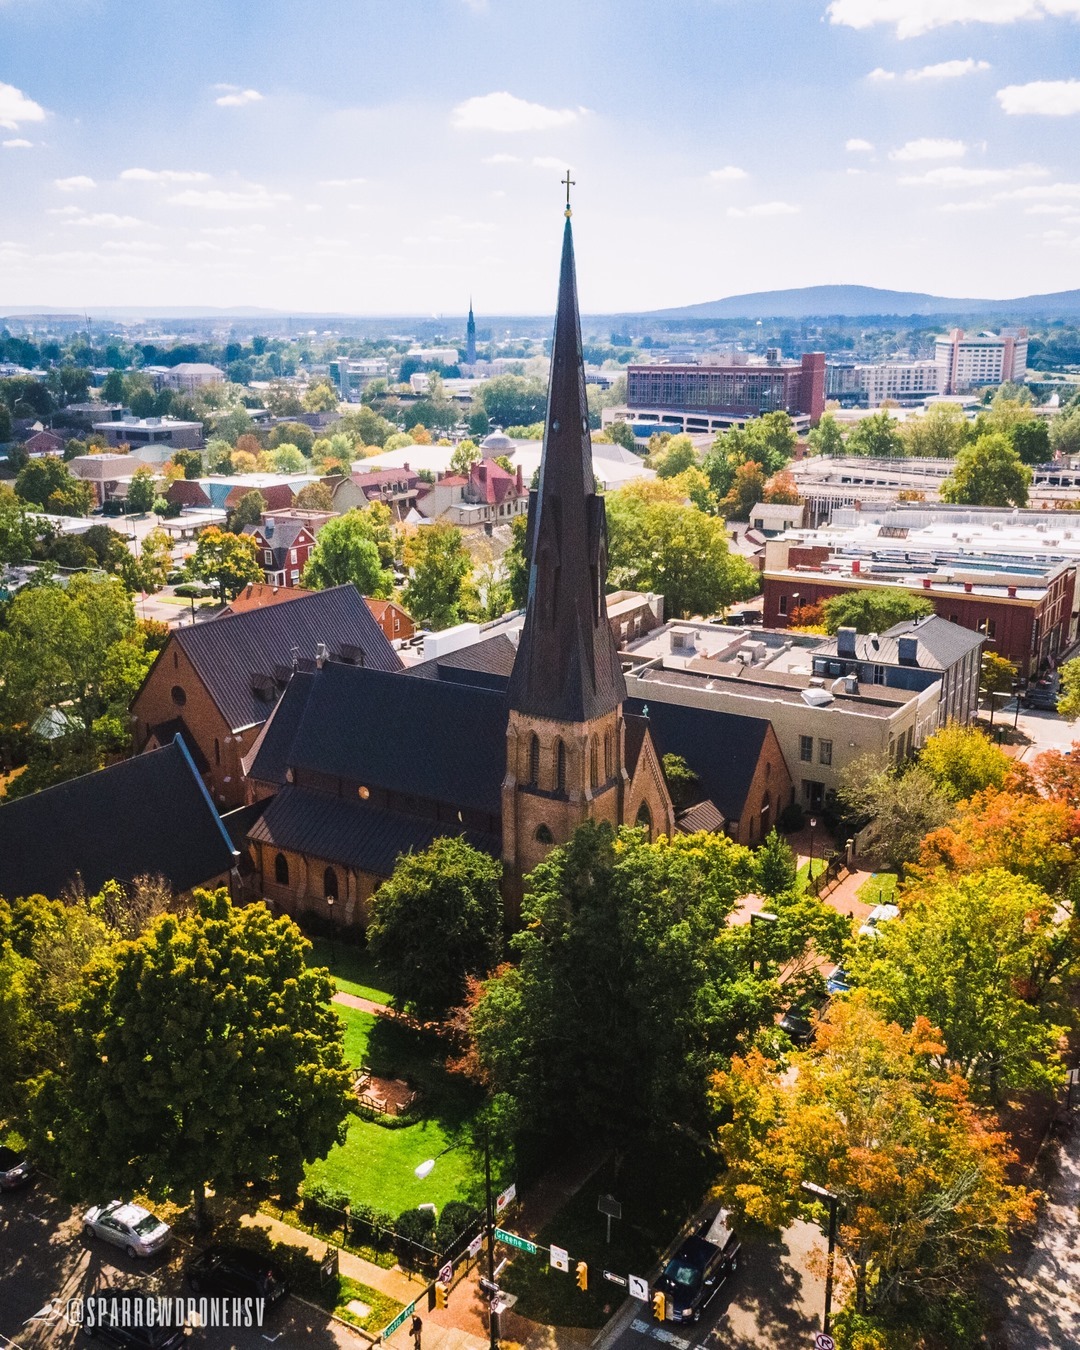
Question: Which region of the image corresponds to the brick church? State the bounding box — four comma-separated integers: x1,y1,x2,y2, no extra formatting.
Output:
243,211,675,930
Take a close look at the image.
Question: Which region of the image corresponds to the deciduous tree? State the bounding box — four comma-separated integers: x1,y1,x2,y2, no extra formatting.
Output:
402,523,472,629
846,410,903,458
919,724,1012,802
838,755,953,874
369,838,503,1019
940,433,1031,508
126,467,158,515
34,889,352,1220
822,590,932,635
302,508,393,598
188,526,263,602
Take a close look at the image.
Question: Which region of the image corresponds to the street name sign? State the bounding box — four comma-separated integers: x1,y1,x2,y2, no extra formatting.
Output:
494,1227,537,1254
383,1299,418,1338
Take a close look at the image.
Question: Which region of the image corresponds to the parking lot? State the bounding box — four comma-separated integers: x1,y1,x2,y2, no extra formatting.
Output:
0,1189,366,1350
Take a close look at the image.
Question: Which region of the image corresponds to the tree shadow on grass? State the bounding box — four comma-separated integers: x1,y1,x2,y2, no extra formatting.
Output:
364,1015,481,1135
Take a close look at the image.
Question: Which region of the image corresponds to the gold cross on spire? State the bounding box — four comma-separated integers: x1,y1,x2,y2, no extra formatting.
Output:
563,169,575,218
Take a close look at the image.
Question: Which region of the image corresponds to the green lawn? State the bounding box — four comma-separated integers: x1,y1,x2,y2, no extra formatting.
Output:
310,1002,484,1218
501,1134,719,1329
308,937,393,1005
856,871,898,906
796,858,828,891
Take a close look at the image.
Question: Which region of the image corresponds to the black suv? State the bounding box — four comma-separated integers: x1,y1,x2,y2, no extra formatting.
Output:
655,1210,740,1324
83,1291,187,1350
185,1245,288,1305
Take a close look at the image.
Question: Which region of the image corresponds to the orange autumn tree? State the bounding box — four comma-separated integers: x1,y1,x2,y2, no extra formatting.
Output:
713,994,1034,1317
918,786,1080,895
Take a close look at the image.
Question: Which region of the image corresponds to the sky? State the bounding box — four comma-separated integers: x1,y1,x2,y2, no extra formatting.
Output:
1,0,1080,315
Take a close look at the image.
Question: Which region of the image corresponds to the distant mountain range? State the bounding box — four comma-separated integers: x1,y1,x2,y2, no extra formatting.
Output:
642,284,1080,321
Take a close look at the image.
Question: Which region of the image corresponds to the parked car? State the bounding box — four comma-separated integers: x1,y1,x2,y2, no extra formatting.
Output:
826,964,852,996
1024,677,1060,711
83,1291,187,1350
858,903,899,938
185,1244,288,1304
779,991,829,1046
82,1202,172,1258
654,1209,740,1324
0,1145,32,1191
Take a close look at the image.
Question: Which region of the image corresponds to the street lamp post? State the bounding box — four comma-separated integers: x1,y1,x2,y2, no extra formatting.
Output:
808,816,818,883
801,1180,840,1335
326,894,336,966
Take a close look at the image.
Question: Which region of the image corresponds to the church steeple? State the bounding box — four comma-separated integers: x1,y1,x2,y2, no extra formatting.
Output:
466,298,477,365
506,214,626,725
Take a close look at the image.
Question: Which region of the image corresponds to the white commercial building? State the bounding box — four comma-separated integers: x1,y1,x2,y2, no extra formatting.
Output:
934,329,1028,394
858,360,947,407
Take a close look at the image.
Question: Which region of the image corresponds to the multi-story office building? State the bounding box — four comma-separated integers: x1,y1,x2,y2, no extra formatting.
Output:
858,360,947,406
934,329,1028,394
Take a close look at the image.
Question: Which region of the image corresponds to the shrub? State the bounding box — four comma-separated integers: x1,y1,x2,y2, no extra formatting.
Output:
778,802,805,832
395,1206,437,1247
302,1179,350,1229
435,1200,482,1255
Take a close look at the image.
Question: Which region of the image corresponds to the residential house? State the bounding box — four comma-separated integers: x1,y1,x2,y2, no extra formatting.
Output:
364,598,415,643
242,518,318,587
332,466,421,520
415,459,528,532
131,585,401,809
23,429,66,457
226,583,314,616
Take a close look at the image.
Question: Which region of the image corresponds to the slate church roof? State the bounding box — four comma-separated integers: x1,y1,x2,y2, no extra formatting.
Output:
0,737,237,900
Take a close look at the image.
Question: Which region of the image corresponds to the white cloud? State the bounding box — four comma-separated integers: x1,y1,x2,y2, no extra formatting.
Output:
828,0,1080,39
997,79,1080,114
532,155,568,170
319,177,366,187
120,167,211,183
54,175,96,192
727,201,801,218
0,81,45,131
867,67,896,81
901,163,1047,185
101,240,164,252
451,91,581,133
1003,180,1080,198
890,138,967,161
167,186,289,211
483,153,520,164
1024,202,1073,212
707,165,748,181
46,205,82,216
845,137,875,152
214,88,264,108
908,58,991,78
201,224,267,236
2,137,32,149
69,213,143,228
938,199,994,210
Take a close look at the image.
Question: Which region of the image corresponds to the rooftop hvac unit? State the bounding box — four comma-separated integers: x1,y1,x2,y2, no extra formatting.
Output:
801,686,834,707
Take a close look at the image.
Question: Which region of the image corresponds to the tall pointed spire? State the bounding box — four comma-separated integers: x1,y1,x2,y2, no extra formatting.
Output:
507,213,626,724
466,297,477,365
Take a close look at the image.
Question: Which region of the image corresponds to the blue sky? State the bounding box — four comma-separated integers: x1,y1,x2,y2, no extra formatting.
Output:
1,0,1080,313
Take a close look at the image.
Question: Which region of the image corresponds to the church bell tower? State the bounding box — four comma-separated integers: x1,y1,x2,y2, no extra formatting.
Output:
502,194,629,882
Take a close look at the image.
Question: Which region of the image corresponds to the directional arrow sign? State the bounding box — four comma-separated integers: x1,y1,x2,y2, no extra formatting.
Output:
603,1271,628,1287
814,1335,836,1350
494,1227,537,1255
628,1275,649,1302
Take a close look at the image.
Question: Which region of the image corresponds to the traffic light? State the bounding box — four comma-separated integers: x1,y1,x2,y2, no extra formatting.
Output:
575,1261,588,1292
435,1282,449,1309
652,1291,666,1322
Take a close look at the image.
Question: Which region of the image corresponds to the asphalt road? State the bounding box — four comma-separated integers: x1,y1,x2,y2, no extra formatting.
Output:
600,1221,828,1350
0,1187,366,1350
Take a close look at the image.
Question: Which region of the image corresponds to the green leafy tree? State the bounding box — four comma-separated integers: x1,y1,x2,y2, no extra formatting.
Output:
838,754,953,873
981,650,1019,697
136,528,175,594
303,380,339,413
714,993,1034,1317
661,753,701,810
468,824,839,1151
849,870,1078,1099
403,523,472,630
1,374,53,419
754,828,799,898
0,484,34,565
126,467,158,515
294,481,334,511
721,460,766,521
33,889,352,1221
268,421,316,456
264,381,305,417
606,420,638,453
302,508,393,597
901,403,971,459
1009,417,1050,465
919,724,1011,802
0,401,11,443
189,526,263,602
846,410,904,458
337,405,395,448
170,448,203,480
746,410,798,470
654,434,698,479
822,589,933,635
271,444,308,474
368,838,503,1019
100,369,126,404
475,375,547,428
606,489,759,617
807,412,844,457
1058,656,1080,721
505,514,529,610
449,440,481,476
228,489,266,534
1050,405,1080,458
15,456,81,510
940,433,1031,507
211,406,254,444
128,386,156,418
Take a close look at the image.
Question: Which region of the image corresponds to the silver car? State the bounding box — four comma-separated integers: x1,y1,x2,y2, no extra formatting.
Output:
82,1201,172,1258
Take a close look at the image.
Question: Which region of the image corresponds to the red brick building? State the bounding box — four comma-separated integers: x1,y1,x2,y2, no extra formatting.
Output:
626,352,826,425
364,598,415,643
242,519,317,587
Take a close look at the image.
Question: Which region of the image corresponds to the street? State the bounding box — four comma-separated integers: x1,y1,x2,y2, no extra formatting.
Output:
0,1189,367,1350
598,1221,828,1350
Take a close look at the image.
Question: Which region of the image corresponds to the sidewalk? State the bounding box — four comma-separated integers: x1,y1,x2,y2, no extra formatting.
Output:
243,1210,419,1303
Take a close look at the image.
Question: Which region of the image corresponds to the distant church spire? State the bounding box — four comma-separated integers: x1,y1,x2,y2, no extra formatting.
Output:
466,298,477,365
507,210,625,725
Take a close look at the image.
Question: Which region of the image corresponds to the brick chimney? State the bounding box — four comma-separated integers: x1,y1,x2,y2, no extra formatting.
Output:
964,581,973,592
516,464,523,491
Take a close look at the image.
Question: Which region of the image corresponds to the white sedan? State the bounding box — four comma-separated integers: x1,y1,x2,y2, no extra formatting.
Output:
82,1201,172,1258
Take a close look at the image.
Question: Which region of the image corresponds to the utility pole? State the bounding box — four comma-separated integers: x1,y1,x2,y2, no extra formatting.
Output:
801,1180,840,1335
484,1124,498,1350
